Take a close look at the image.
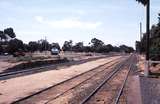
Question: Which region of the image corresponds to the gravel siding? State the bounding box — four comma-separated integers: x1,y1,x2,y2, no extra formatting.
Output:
140,76,160,104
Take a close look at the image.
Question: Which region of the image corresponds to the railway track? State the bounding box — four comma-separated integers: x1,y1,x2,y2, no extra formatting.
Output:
115,55,138,104
11,56,126,104
80,54,137,104
0,55,114,80
42,54,135,104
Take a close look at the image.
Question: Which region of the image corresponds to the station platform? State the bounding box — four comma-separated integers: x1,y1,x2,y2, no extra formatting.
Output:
127,75,160,104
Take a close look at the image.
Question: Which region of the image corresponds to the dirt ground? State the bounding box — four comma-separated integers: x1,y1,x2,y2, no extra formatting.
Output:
0,61,22,73
0,56,121,104
0,52,106,73
137,55,145,74
137,55,160,74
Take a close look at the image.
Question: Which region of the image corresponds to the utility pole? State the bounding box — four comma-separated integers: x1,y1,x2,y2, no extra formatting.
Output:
146,0,150,61
140,22,142,40
145,0,150,76
45,36,47,55
138,22,142,54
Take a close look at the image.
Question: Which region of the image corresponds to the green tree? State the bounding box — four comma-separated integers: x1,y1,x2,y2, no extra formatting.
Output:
119,45,134,53
90,38,104,52
38,39,50,52
28,41,39,52
7,38,24,54
0,30,7,41
73,42,84,52
112,46,120,52
0,28,16,42
91,38,104,47
106,44,113,52
4,28,16,39
62,40,73,51
83,46,92,52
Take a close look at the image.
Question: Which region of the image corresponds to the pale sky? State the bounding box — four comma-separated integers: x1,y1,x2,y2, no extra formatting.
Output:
0,0,160,48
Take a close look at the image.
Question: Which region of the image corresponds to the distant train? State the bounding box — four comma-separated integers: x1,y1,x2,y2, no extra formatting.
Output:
50,47,60,55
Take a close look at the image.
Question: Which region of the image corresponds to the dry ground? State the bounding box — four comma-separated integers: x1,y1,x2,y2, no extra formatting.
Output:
0,56,121,104
137,55,160,74
0,52,105,73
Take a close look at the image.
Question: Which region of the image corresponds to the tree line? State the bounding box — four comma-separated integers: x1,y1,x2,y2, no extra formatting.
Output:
0,28,60,55
62,38,134,53
136,13,160,61
0,28,134,56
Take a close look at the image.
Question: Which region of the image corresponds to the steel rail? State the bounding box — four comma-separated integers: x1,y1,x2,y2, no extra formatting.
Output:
114,63,133,104
44,58,125,104
80,55,132,104
115,54,136,104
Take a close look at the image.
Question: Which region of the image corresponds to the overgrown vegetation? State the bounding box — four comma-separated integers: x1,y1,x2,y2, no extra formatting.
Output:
136,13,160,61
